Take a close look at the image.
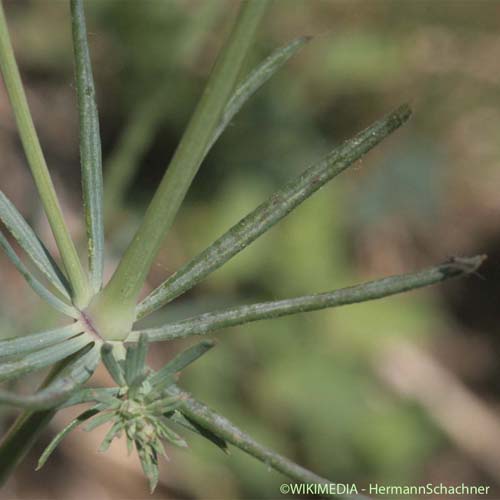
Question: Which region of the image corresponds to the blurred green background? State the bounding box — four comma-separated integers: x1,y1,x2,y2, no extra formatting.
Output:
1,1,500,498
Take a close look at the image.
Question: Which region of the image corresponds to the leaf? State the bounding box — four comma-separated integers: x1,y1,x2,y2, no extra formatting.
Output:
131,254,485,343
0,191,70,298
0,344,99,409
98,420,123,452
85,411,115,432
0,333,91,382
136,104,412,319
71,0,104,294
0,4,89,307
37,405,102,469
0,231,78,318
168,411,228,454
207,36,310,154
100,343,126,386
124,333,148,387
0,323,82,359
149,340,215,387
59,387,119,408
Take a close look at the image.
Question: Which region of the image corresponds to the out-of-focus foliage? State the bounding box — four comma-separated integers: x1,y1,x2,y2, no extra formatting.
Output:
1,0,499,498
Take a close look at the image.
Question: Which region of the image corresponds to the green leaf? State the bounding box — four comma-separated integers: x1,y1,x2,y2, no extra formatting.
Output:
70,0,104,294
168,411,228,454
208,36,310,153
124,333,148,387
0,191,70,299
150,340,215,387
156,417,188,448
0,231,78,318
0,333,91,382
37,405,102,470
0,2,90,307
93,1,270,340
136,104,412,319
59,387,119,408
131,255,486,342
0,323,82,359
98,420,123,452
85,411,115,432
100,343,126,386
0,344,99,409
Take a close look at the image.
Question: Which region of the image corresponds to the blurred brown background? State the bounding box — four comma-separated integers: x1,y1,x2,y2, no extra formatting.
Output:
1,0,500,498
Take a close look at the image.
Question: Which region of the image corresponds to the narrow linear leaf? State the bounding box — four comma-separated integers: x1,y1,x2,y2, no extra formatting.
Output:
157,417,188,448
101,343,126,386
0,344,99,409
98,421,123,452
124,333,148,386
0,2,90,307
137,104,412,319
131,255,486,342
0,232,78,318
0,323,82,359
97,1,270,318
170,386,343,495
208,36,310,154
168,411,228,454
0,332,92,382
150,340,215,387
59,387,119,408
37,405,102,469
0,191,70,299
71,0,104,294
85,411,115,432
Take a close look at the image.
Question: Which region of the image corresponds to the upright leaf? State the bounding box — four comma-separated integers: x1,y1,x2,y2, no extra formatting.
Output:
0,191,70,299
0,232,78,317
0,0,90,307
137,105,412,318
71,0,104,294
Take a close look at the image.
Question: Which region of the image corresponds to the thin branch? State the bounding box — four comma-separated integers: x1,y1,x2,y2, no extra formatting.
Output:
130,256,485,342
137,104,412,319
171,386,368,500
0,0,90,306
71,0,104,294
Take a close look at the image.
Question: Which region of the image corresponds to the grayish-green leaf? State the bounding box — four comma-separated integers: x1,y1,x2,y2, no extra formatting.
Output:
0,344,99,409
85,411,115,432
0,323,82,359
131,255,485,342
136,105,412,319
37,405,102,469
0,191,70,299
0,232,78,318
150,340,215,387
208,36,310,154
71,0,104,294
0,333,91,382
101,343,126,386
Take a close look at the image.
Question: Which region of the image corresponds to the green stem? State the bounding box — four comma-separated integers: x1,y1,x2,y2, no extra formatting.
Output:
136,104,412,319
130,256,485,342
172,386,368,500
91,0,269,340
0,0,90,307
